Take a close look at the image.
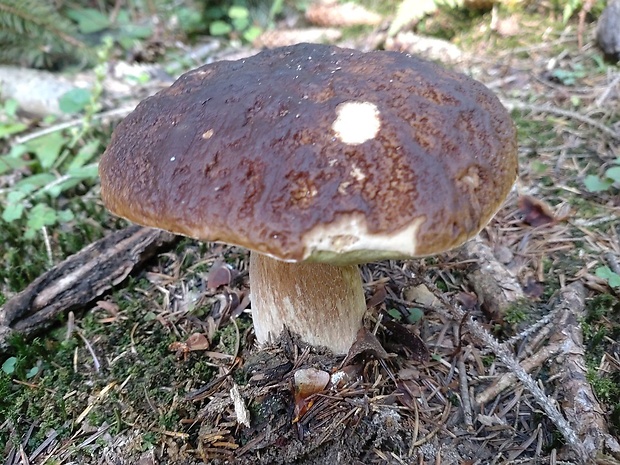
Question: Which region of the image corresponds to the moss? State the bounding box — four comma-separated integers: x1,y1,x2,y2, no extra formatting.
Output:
582,293,620,432
503,304,529,325
213,315,253,355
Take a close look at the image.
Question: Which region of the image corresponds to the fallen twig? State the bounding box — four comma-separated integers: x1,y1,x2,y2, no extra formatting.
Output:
501,99,620,141
547,283,620,459
476,340,563,405
14,106,136,145
459,236,524,319
425,279,589,463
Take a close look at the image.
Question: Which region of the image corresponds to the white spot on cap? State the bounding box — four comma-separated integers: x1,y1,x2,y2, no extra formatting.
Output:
332,101,381,145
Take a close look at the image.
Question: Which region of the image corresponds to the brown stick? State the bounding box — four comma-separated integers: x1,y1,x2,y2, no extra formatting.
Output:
547,282,620,459
0,225,178,351
460,237,524,319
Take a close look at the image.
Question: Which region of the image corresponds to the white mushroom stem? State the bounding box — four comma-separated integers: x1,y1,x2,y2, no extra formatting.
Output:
249,252,366,354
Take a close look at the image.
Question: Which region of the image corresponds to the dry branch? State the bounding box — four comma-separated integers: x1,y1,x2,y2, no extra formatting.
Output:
547,283,620,460
425,279,589,463
0,225,177,351
460,236,525,318
500,99,620,141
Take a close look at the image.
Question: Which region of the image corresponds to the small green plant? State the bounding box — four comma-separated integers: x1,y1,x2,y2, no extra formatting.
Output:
0,0,90,68
0,38,112,239
66,8,152,52
596,266,620,288
1,356,17,375
560,0,606,24
551,64,587,86
584,158,620,193
504,304,529,325
206,3,262,43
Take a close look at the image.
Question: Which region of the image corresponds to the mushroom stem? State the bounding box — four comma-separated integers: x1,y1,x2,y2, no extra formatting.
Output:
249,252,366,354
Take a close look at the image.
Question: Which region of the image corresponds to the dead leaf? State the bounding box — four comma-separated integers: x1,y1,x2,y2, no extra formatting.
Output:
518,195,556,227
342,327,390,367
395,379,421,411
457,291,478,311
366,283,387,308
330,364,363,388
207,261,234,289
382,320,429,362
230,383,250,427
96,300,119,314
404,284,439,308
169,332,210,359
186,332,210,351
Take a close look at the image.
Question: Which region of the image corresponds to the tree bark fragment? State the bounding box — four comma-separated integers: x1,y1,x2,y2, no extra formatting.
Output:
0,225,177,351
548,282,620,460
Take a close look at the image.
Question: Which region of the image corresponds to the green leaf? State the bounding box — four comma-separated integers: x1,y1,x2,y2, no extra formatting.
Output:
595,266,620,288
59,88,92,114
4,98,19,117
117,36,138,51
176,7,204,34
26,132,65,169
24,228,36,240
121,25,153,39
231,17,249,31
205,7,226,20
57,210,75,223
6,190,27,203
8,144,28,158
406,307,425,324
68,141,100,170
563,1,577,24
67,8,110,34
209,20,233,36
0,122,28,139
388,0,437,37
228,5,249,19
26,203,57,230
1,357,17,375
2,203,24,222
387,308,402,321
14,173,56,193
68,163,99,179
584,174,612,193
605,166,620,183
47,178,81,197
243,26,262,43
26,365,39,379
0,154,29,175
269,0,285,20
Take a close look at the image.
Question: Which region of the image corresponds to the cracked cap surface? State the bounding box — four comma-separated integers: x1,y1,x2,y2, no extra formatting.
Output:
99,43,518,264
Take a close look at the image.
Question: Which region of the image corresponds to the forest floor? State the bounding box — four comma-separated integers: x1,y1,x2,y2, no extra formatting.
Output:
1,3,620,465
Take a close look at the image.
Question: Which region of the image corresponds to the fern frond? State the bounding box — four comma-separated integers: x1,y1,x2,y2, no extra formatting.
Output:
0,0,91,68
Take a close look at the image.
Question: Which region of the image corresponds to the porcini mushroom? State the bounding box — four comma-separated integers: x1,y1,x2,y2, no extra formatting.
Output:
99,43,518,354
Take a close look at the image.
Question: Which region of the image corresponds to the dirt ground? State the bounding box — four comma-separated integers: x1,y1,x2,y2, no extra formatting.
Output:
2,4,620,465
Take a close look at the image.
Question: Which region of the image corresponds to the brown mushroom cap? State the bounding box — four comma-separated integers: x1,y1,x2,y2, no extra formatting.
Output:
99,43,517,264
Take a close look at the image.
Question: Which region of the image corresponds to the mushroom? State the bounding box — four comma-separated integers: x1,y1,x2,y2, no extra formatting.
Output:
99,43,518,354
